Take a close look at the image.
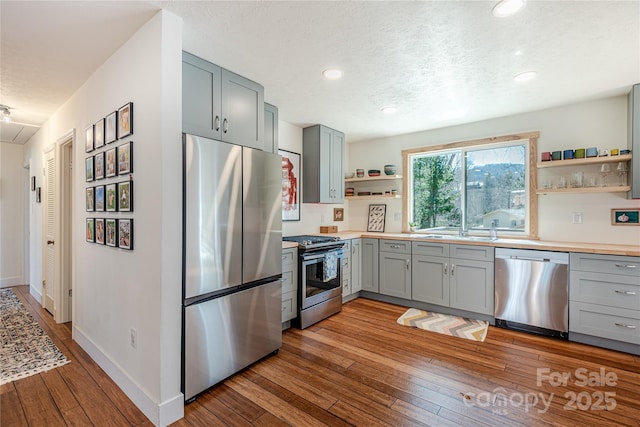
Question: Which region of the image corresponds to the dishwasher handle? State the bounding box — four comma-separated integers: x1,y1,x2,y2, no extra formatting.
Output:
505,256,551,263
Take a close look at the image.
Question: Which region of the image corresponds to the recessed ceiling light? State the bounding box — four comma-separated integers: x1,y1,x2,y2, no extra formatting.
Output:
513,71,537,82
514,50,524,56
381,106,398,114
492,0,526,17
322,69,344,80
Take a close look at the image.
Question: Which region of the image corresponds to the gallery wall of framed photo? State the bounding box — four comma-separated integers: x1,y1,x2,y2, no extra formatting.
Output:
85,102,134,250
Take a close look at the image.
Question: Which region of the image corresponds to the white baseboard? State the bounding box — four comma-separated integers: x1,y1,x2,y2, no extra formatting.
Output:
30,286,42,304
73,325,184,426
0,276,23,287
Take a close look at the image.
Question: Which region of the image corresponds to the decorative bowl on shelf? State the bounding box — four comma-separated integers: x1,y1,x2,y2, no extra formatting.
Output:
345,172,354,179
368,169,381,177
384,164,396,175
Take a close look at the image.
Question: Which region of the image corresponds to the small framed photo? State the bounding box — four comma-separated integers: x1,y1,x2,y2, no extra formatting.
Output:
94,118,105,149
94,152,105,180
333,207,344,222
105,111,118,144
36,187,41,203
86,187,95,211
95,185,105,212
118,180,133,212
117,141,133,175
118,102,133,138
106,183,117,212
105,147,117,178
85,157,94,182
611,209,640,226
105,218,117,247
31,176,36,191
118,219,133,250
86,218,95,243
367,204,387,232
95,218,105,245
85,125,94,153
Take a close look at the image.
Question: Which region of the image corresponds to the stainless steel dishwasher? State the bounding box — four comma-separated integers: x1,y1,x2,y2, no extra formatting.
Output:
494,248,569,339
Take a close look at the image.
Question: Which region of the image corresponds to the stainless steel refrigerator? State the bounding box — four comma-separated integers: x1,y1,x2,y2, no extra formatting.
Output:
182,133,282,401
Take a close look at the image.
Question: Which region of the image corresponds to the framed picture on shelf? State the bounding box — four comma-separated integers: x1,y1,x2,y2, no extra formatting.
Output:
105,147,117,178
86,218,95,243
94,118,105,149
105,183,117,212
117,141,133,175
611,209,640,226
105,111,117,144
278,149,300,221
86,187,95,211
367,204,387,232
95,185,105,212
94,152,105,180
117,180,133,212
118,219,133,250
85,157,94,182
95,218,105,245
85,125,94,152
118,102,133,138
105,218,117,247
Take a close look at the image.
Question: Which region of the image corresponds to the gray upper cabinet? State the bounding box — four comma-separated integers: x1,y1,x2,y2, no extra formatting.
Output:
302,125,345,203
264,103,278,154
182,51,264,150
361,238,379,293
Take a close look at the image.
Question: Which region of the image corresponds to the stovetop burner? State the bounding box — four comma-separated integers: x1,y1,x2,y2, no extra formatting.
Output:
283,235,343,250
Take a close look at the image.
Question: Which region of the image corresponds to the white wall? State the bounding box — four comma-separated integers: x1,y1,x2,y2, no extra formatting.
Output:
348,96,640,245
0,142,25,287
279,120,350,236
22,10,183,426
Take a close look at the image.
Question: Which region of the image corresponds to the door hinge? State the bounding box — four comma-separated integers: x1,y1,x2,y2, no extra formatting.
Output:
68,289,72,297
42,280,46,287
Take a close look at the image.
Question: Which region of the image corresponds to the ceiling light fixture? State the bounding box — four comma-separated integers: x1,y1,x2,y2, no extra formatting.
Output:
513,71,537,82
322,68,344,80
0,105,11,123
492,0,526,17
381,106,398,115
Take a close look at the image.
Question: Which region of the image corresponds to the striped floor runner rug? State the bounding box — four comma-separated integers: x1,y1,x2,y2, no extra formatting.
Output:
397,308,489,342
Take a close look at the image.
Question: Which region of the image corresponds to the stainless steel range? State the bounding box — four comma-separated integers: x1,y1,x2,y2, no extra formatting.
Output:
282,235,345,328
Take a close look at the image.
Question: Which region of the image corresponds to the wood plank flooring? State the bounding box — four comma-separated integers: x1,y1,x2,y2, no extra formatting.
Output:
2,285,639,426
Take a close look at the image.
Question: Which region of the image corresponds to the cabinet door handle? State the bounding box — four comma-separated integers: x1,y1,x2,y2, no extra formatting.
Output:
614,322,636,329
389,245,401,249
614,290,637,295
282,255,287,261
47,240,55,245
223,118,228,133
615,263,636,269
406,260,410,270
444,263,448,275
214,116,220,131
451,264,455,276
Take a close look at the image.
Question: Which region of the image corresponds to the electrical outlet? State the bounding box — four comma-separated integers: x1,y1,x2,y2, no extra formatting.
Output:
130,328,137,349
572,212,583,224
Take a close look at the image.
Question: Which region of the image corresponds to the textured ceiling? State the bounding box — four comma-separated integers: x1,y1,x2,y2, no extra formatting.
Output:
1,1,639,144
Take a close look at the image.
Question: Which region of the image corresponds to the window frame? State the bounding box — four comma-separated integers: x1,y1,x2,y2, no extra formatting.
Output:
402,131,539,239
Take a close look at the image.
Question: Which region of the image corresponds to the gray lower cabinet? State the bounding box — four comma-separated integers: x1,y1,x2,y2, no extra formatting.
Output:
341,240,352,297
569,253,640,346
412,242,494,316
183,51,264,150
264,103,278,154
351,239,362,293
302,125,345,203
379,240,411,299
361,238,379,293
282,247,298,323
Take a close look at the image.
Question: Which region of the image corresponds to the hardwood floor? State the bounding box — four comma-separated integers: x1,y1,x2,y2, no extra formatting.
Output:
2,285,639,426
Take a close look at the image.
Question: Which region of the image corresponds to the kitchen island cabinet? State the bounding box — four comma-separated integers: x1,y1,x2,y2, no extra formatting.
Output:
302,125,345,203
183,51,264,149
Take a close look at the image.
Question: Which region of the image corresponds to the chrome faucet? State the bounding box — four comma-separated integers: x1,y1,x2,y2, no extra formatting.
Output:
453,208,467,236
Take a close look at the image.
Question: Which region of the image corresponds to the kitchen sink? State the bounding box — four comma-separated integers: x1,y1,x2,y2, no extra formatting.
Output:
456,236,498,242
